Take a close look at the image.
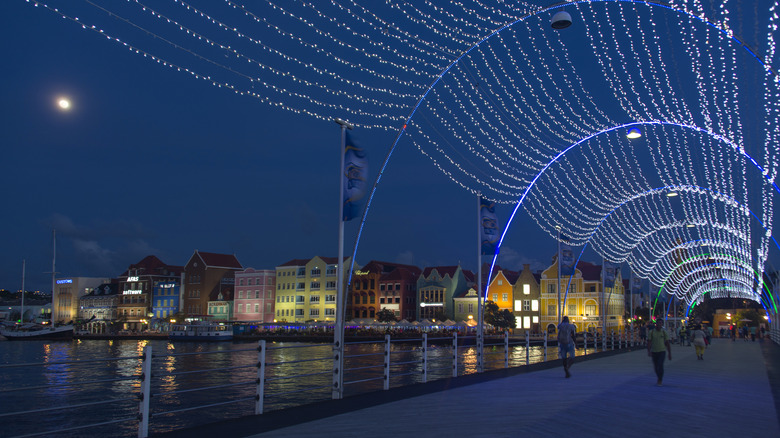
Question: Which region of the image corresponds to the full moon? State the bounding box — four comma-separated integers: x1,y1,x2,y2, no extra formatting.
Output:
57,98,71,110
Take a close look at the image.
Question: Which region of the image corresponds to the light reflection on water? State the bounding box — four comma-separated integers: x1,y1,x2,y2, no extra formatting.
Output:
0,339,599,437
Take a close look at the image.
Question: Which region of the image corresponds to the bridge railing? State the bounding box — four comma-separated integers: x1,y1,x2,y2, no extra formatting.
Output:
2,329,641,438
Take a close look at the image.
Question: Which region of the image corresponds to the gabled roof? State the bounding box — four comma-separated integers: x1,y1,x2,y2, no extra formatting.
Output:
382,266,421,282
194,251,243,270
576,261,602,281
422,266,460,279
277,258,310,268
122,255,183,277
361,260,422,278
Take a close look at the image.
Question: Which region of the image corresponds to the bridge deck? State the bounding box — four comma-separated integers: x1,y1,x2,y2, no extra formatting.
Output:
158,339,780,437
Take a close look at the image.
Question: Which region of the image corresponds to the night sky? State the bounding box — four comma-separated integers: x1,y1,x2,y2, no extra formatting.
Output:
0,1,556,293
3,1,777,300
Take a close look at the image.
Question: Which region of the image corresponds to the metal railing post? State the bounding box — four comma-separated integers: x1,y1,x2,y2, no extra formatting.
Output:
383,335,391,390
138,345,152,438
583,331,588,355
543,331,548,362
611,331,615,350
504,331,509,368
525,331,530,365
452,332,458,377
422,333,428,383
255,340,266,415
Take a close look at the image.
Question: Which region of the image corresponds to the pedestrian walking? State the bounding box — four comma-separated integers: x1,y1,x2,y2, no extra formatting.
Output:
691,324,707,360
557,316,577,378
750,326,756,342
647,320,672,386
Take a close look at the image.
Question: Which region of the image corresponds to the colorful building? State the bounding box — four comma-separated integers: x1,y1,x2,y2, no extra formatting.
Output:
416,265,474,321
350,261,421,321
54,276,109,324
541,256,625,334
513,264,542,333
78,281,119,333
234,268,276,322
118,255,183,331
182,250,243,318
152,280,181,320
275,256,348,323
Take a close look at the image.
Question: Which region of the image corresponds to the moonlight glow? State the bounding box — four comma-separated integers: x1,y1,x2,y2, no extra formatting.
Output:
57,98,71,110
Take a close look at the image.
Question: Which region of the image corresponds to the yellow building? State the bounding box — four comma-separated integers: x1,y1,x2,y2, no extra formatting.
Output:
540,257,625,334
274,256,350,322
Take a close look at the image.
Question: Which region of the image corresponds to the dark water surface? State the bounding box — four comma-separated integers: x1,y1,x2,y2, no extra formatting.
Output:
1,338,569,437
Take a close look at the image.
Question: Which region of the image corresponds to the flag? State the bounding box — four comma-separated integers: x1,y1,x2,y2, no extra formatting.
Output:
603,261,618,289
559,239,576,276
631,275,643,294
343,131,368,221
479,197,500,255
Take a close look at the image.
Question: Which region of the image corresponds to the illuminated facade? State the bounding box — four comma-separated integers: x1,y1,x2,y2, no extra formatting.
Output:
182,250,243,318
350,261,421,320
54,276,108,323
78,281,119,333
416,265,474,321
152,280,181,320
541,257,625,334
234,268,275,323
118,255,183,331
274,256,349,323
512,264,542,333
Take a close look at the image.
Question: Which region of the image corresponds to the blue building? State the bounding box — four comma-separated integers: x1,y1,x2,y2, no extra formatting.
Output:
152,281,181,320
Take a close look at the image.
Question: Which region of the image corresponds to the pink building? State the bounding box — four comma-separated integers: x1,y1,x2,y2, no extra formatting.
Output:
234,268,276,322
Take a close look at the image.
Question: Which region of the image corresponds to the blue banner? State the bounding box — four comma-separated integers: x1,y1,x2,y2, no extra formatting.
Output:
343,131,368,221
631,275,643,294
480,197,500,255
560,240,575,276
603,261,618,289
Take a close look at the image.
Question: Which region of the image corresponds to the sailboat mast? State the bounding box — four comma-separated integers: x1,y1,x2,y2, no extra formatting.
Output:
51,229,56,324
20,260,25,323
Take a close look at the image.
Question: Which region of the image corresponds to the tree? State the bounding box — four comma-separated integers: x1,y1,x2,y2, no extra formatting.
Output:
376,308,397,322
483,300,516,329
734,308,762,329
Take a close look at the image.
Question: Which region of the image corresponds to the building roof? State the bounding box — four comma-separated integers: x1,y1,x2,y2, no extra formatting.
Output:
576,260,602,281
121,255,183,277
195,251,243,270
360,260,422,278
422,266,460,279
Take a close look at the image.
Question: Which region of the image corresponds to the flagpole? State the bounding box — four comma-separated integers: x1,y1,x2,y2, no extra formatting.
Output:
333,117,353,400
601,258,606,342
476,194,484,373
556,226,561,324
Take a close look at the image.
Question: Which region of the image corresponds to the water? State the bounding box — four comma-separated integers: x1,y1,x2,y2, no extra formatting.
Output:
0,337,588,437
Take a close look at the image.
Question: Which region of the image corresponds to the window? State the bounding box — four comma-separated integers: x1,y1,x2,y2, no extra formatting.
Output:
380,284,385,291
568,304,576,316
502,293,508,301
296,295,305,303
395,283,400,291
238,291,243,299
547,284,555,294
311,281,321,290
297,282,305,290
380,298,385,304
295,309,304,316
310,295,320,303
311,267,321,276
468,303,473,313
369,294,375,304
326,281,336,289
310,308,320,317
325,295,336,303
515,300,523,310
532,316,539,323
325,308,335,316
394,297,400,303
326,266,336,276
548,305,556,316
370,279,375,289
524,316,531,328
585,304,597,316
297,268,305,276
523,300,530,311
497,280,503,286
532,300,539,311
254,304,259,313
523,284,530,295
458,303,463,313
239,279,244,286
492,294,498,301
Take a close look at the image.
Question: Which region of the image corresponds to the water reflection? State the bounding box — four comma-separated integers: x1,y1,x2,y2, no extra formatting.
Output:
1,339,604,437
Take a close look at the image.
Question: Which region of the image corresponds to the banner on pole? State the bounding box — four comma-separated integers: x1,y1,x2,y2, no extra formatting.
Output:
560,239,576,276
479,197,500,255
343,131,368,221
603,261,618,289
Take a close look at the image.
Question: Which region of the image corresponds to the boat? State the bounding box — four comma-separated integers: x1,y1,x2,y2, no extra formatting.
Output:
168,321,233,341
0,231,74,341
0,322,74,340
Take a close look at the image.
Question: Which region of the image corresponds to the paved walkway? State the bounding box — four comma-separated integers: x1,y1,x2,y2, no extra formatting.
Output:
159,339,780,438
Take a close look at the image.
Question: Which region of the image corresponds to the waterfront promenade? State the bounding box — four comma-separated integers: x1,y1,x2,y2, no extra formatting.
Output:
158,338,780,438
